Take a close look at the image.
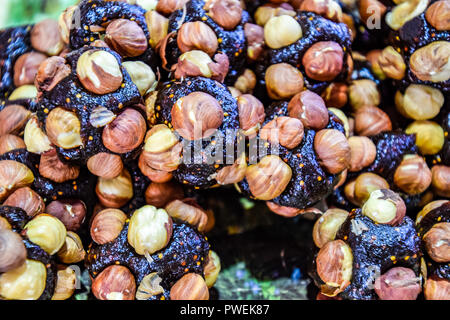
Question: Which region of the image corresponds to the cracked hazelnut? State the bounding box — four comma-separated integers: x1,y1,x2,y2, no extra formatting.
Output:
314,129,351,174
245,155,292,200
35,56,71,92
348,136,376,172
260,116,304,149
374,267,421,300
378,46,406,80
0,229,26,273
359,0,386,26
39,149,80,183
215,153,247,185
362,189,406,225
386,0,428,30
313,209,349,248
204,250,221,288
394,155,431,195
288,90,329,130
165,199,208,232
76,50,123,95
146,10,169,48
426,1,450,30
366,49,386,80
145,181,184,208
0,104,31,135
128,205,173,255
46,107,83,149
88,105,117,128
264,15,302,49
349,79,380,110
321,82,348,108
355,106,392,136
9,85,38,100
46,199,86,232
105,19,148,57
177,21,218,56
13,52,47,87
302,41,344,81
431,165,450,198
316,240,353,297
123,61,156,96
424,277,450,300
156,0,189,15
173,51,229,82
172,92,224,140
87,152,123,179
244,23,265,61
354,172,389,205
24,116,52,154
405,120,444,155
423,222,450,263
395,85,444,120
0,135,26,155
410,41,450,83
234,69,257,94
265,63,304,100
204,0,243,30
24,214,67,255
170,273,209,300
299,0,343,22
52,266,77,300
96,169,134,208
237,94,265,137
0,160,34,201
92,265,136,300
91,209,127,245
4,187,44,218
102,108,146,154
57,231,86,264
136,272,164,300
31,19,64,56
58,6,77,44
254,5,296,26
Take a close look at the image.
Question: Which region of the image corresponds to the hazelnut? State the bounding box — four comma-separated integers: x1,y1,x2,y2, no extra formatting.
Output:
299,0,343,22
87,152,124,179
314,129,351,174
172,92,224,140
302,41,344,81
143,124,179,154
313,209,349,248
366,49,386,80
362,189,406,225
215,153,247,185
0,217,12,231
89,105,117,128
425,1,450,31
288,90,329,130
354,172,389,205
177,21,218,56
156,0,189,15
0,134,26,155
204,250,221,288
334,169,348,190
90,209,127,245
140,165,173,183
9,85,38,100
13,52,47,87
76,50,123,95
424,277,450,300
24,214,67,255
260,116,305,149
57,231,86,264
348,136,377,172
146,10,169,48
0,229,27,273
228,86,242,98
265,63,304,100
0,160,34,202
46,107,83,149
173,51,229,82
35,56,72,92
354,106,392,136
395,85,444,121
245,155,292,200
92,265,136,300
378,46,406,80
0,104,31,136
416,200,449,225
423,222,450,263
359,0,386,26
431,165,450,198
237,94,265,137
234,69,257,94
23,116,52,154
329,108,350,137
0,259,46,300
394,155,432,195
39,149,80,183
51,267,77,300
265,202,302,218
349,79,380,110
316,240,353,296
385,0,428,30
321,82,348,108
204,0,243,30
135,272,164,300
165,199,208,232
145,181,184,208
170,273,209,300
254,5,296,27
127,205,173,255
96,169,134,208
264,15,302,49
405,120,444,155
102,108,146,154
46,199,86,231
31,19,64,56
410,41,450,83
123,61,156,96
244,23,265,61
139,139,182,173
105,19,148,57
4,187,45,217
374,267,421,300
58,6,77,44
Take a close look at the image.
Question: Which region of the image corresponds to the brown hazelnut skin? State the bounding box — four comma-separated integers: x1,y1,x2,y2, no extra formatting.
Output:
156,0,189,16
423,222,450,263
0,134,26,155
177,21,218,56
39,149,80,183
266,202,302,218
35,56,72,93
353,172,389,206
237,94,265,136
31,19,64,56
354,106,392,136
377,46,406,80
92,265,136,300
321,82,348,108
393,155,432,195
314,129,351,174
359,0,386,26
13,52,47,87
374,267,421,300
299,0,343,22
87,152,123,179
170,273,209,300
313,208,349,248
288,90,329,130
145,181,184,208
424,277,450,300
105,19,148,58
348,136,377,172
204,0,243,30
362,189,406,225
165,199,209,232
139,164,173,183
4,187,45,218
260,116,304,149
0,229,27,273
425,1,450,31
410,41,450,83
431,165,450,198
45,200,87,232
96,169,134,208
302,41,344,82
90,209,127,245
265,63,304,100
102,108,146,154
0,104,31,136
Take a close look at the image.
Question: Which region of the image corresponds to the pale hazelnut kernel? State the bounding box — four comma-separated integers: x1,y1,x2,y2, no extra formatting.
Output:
410,41,450,83
378,46,406,80
146,10,169,48
237,94,265,137
423,222,450,263
91,209,127,245
46,107,83,149
405,120,444,155
13,52,47,87
234,69,257,94
366,49,386,80
354,106,392,136
204,250,221,288
4,187,45,217
165,199,208,232
0,104,31,136
177,21,218,56
57,232,86,264
425,1,450,31
349,79,380,110
374,267,421,300
265,63,304,100
348,136,377,172
431,165,450,198
260,116,304,149
288,90,329,130
31,19,64,56
39,149,80,183
139,139,183,173
105,19,148,57
0,135,26,155
173,51,229,82
302,41,344,82
0,160,35,202
362,189,406,225
170,273,209,300
96,169,134,208
314,129,351,174
313,209,349,248
92,265,136,300
135,272,164,300
385,0,429,30
9,85,38,100
204,0,243,30
264,15,302,49
254,5,296,27
51,266,77,300
144,124,179,154
395,85,444,120
123,61,156,96
87,152,124,179
299,0,343,22
58,6,77,44
424,277,450,300
354,172,389,205
394,154,432,195
24,214,67,255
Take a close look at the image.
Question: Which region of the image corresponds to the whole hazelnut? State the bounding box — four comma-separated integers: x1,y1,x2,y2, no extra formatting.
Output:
321,82,348,108
313,209,349,248
237,94,265,137
234,69,257,94
354,106,392,136
385,0,429,31
362,189,406,225
173,51,229,82
123,61,156,96
8,85,38,100
0,229,27,273
374,267,421,300
215,153,247,185
146,10,169,49
24,214,67,255
0,160,34,201
145,181,184,208
394,155,432,195
139,137,183,173
170,273,209,300
408,120,445,156
177,21,218,56
0,104,31,136
140,165,173,183
204,250,221,288
76,50,123,95
39,149,80,183
96,169,134,208
255,5,296,27
35,56,71,92
302,41,344,81
377,46,406,80
395,85,444,121
366,49,386,80
102,108,146,154
354,172,389,205
45,199,86,231
410,41,450,83
105,19,148,57
52,266,77,300
299,0,343,22
265,63,304,100
13,52,47,87
288,90,329,130
245,155,292,200
260,116,304,149
349,79,380,110
431,165,450,198
90,209,127,245
423,222,450,263
31,19,64,56
424,277,450,300
244,23,265,61
23,116,52,154
204,0,243,30
348,136,377,172
165,199,208,232
4,187,45,218
0,134,26,155
45,107,83,149
57,231,86,264
314,129,351,174
87,152,124,179
156,0,189,15
359,0,386,25
135,272,164,300
344,181,358,205
425,1,450,30
58,6,77,44
92,265,136,300
264,15,302,49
